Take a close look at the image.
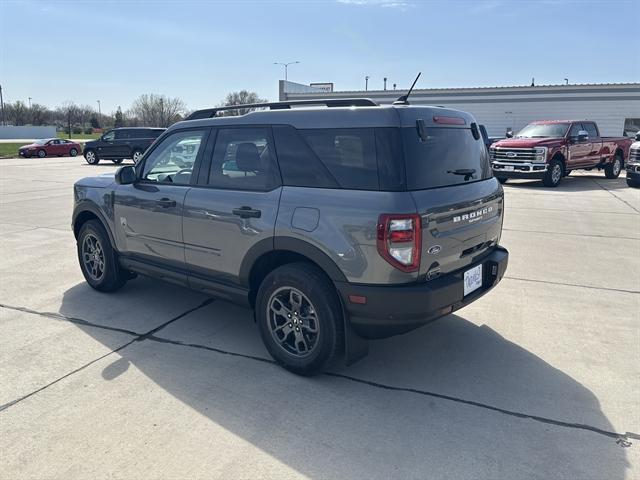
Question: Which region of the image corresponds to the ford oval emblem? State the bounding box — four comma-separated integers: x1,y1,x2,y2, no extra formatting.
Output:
506,151,517,158
428,245,442,255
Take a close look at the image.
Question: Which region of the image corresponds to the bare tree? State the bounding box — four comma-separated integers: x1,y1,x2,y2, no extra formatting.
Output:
6,101,28,125
129,94,186,127
28,103,51,125
218,90,268,116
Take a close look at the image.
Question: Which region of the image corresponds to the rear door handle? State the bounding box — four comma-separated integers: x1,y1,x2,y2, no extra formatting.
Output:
232,206,261,219
158,198,176,208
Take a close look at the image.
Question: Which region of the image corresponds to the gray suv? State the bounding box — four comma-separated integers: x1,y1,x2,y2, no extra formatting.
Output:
72,98,509,375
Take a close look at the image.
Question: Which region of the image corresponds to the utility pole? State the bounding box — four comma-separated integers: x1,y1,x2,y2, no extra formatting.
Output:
273,61,300,82
365,76,369,91
0,84,5,126
96,100,101,127
28,97,32,108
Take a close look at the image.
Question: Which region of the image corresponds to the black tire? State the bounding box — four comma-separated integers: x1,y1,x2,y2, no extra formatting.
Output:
37,149,46,158
256,262,343,376
627,178,640,188
604,154,622,179
77,220,127,292
564,169,572,176
132,149,144,164
543,158,564,187
69,148,78,157
112,158,124,164
84,149,99,165
497,177,508,184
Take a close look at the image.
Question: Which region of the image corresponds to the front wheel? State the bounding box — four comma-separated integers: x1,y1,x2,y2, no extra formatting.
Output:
543,158,563,187
256,263,343,376
37,149,46,158
604,155,622,179
77,220,127,292
84,149,99,165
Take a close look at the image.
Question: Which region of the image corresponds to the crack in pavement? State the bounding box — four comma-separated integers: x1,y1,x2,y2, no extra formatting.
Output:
0,298,213,413
504,276,640,295
0,302,637,445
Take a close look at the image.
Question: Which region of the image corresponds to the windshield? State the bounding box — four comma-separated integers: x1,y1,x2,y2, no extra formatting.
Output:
403,127,492,190
516,123,569,138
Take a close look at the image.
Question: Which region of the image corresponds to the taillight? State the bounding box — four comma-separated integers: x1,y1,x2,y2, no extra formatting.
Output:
376,214,421,272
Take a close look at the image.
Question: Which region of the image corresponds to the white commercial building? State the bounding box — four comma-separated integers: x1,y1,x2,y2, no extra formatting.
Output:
279,81,640,138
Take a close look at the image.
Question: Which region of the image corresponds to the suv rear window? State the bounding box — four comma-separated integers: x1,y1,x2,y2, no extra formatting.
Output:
402,127,491,190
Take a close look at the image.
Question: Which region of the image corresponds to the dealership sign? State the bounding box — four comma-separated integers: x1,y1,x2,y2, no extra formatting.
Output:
310,83,334,92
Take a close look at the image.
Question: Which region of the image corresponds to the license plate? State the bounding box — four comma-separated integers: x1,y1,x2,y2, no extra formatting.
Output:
464,264,483,296
503,165,515,171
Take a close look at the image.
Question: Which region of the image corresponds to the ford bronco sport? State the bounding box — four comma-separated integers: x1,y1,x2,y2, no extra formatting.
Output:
72,98,509,375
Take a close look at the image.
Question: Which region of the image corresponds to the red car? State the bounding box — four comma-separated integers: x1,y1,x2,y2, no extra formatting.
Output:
18,138,82,158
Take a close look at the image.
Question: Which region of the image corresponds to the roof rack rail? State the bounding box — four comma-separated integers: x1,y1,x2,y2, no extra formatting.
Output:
185,98,379,121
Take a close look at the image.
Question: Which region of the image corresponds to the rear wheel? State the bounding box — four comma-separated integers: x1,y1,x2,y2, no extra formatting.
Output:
77,220,127,292
604,155,622,179
112,158,124,164
84,149,99,165
37,149,46,158
543,158,563,187
256,263,343,376
69,148,78,157
132,149,144,164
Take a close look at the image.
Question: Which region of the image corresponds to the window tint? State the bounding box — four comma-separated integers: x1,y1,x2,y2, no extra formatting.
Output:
114,130,129,140
148,129,163,138
207,128,279,191
569,123,584,137
102,131,115,141
403,127,492,190
300,128,378,190
142,129,205,185
583,123,598,138
272,125,338,188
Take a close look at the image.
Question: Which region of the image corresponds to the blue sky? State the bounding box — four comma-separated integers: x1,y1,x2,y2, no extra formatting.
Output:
1,0,638,113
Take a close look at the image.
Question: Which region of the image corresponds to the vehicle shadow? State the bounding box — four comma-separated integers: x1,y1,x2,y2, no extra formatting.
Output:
59,279,630,479
504,173,630,193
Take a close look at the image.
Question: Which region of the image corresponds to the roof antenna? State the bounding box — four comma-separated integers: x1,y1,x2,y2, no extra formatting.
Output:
393,72,421,105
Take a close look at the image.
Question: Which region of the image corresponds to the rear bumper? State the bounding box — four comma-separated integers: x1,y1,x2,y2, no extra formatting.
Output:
492,161,547,179
335,246,509,339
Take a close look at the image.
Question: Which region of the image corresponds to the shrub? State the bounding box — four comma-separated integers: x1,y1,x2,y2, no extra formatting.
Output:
72,126,82,134
84,127,93,134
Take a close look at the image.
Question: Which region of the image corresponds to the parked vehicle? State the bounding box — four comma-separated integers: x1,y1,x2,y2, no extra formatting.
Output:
72,99,509,375
82,127,164,165
18,138,81,158
626,132,640,188
490,120,633,187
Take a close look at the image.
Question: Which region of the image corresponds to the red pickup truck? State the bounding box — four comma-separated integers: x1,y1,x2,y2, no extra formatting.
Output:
490,120,633,187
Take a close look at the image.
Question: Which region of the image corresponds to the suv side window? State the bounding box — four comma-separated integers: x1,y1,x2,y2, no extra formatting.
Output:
583,123,599,138
102,131,115,142
142,129,206,185
299,128,378,190
207,128,280,191
114,130,130,140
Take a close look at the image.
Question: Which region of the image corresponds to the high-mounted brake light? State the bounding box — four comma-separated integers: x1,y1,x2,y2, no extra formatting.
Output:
377,214,421,272
433,116,466,125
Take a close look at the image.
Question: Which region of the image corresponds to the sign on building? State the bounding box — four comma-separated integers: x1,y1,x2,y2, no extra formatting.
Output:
310,83,334,92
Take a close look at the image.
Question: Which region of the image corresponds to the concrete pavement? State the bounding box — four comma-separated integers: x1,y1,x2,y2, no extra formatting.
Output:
0,156,638,479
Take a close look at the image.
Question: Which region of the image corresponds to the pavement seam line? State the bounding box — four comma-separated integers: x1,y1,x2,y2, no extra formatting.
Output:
144,333,638,445
503,276,640,294
3,301,637,445
502,227,640,241
588,177,640,214
0,298,213,413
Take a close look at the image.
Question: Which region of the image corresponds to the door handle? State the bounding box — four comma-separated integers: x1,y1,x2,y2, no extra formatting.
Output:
158,198,176,208
232,206,261,219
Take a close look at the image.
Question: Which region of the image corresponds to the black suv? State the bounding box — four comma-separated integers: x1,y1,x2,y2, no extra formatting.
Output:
83,127,164,165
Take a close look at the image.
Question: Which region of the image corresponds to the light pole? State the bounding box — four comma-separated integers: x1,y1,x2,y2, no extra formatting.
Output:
564,78,569,85
0,84,4,126
274,61,300,82
383,77,387,90
28,97,32,108
96,100,101,128
365,76,369,91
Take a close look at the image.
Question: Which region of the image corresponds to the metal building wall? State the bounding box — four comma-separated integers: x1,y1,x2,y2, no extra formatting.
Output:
280,82,640,137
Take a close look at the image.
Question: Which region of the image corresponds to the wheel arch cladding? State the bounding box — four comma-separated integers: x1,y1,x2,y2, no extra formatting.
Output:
73,206,116,249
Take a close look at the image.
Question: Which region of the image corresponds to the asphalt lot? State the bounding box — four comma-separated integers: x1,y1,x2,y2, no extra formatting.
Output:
0,156,638,479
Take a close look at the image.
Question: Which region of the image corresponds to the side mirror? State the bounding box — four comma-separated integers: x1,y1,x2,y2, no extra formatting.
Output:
505,131,514,138
577,130,589,142
636,131,640,141
115,166,136,185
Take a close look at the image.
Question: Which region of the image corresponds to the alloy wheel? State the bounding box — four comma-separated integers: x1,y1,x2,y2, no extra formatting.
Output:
267,287,320,358
82,233,105,281
552,164,562,184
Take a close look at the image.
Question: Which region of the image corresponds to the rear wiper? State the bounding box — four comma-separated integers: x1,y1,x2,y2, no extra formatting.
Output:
446,169,476,181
